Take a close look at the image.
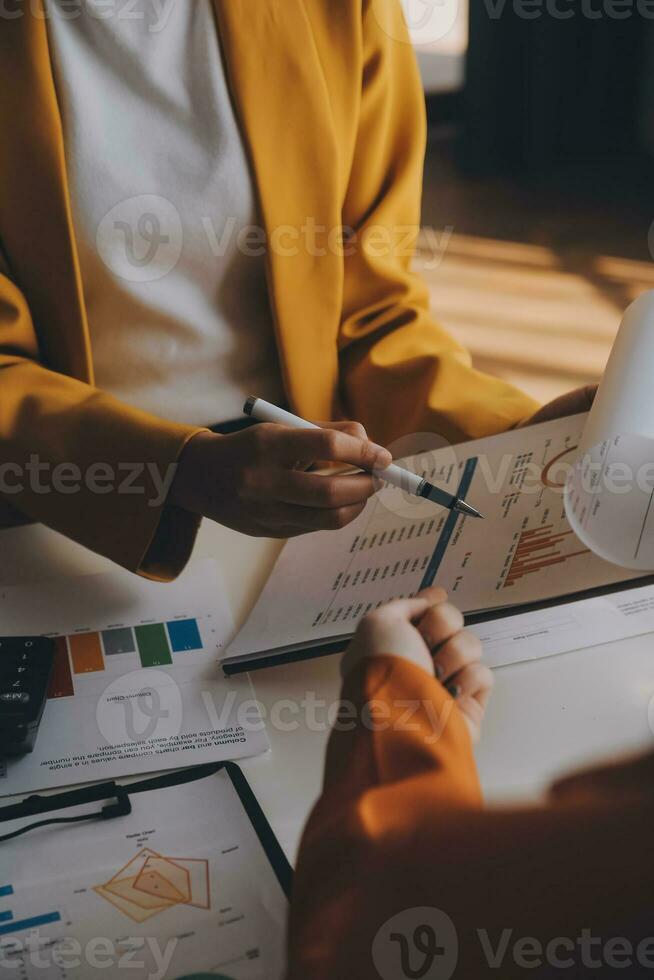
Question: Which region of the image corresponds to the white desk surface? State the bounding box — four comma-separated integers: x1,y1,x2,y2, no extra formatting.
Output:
3,519,654,862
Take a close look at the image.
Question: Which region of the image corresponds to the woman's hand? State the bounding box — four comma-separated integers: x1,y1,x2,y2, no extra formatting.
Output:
518,384,597,427
169,420,392,538
342,586,493,742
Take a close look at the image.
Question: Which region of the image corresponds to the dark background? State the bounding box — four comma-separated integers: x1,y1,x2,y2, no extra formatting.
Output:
417,3,654,404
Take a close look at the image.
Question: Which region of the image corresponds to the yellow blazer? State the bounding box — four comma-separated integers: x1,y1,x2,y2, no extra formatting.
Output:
0,0,537,580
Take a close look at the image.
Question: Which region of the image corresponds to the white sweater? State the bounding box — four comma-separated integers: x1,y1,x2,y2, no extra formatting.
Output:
46,0,283,426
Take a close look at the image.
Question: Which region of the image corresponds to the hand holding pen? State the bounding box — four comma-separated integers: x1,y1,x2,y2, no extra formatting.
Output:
169,397,481,540
244,398,483,519
169,408,393,538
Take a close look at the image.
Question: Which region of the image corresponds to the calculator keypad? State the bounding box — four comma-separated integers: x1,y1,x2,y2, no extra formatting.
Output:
0,637,56,754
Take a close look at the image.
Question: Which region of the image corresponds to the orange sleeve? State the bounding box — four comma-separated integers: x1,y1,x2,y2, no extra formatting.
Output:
0,263,204,580
287,655,481,978
287,655,654,980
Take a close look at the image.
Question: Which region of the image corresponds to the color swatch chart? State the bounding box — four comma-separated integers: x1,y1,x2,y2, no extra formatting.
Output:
0,559,269,800
48,618,204,700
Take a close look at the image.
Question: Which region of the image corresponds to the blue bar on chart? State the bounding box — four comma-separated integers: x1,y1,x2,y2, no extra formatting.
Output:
166,618,203,652
0,886,13,897
0,912,12,922
0,911,61,936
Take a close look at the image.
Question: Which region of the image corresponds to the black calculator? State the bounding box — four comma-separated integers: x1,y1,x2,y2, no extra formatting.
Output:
0,637,56,756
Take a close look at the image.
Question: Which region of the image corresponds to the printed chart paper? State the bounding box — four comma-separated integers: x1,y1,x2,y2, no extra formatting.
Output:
0,560,268,796
472,580,654,669
0,769,287,979
226,414,643,666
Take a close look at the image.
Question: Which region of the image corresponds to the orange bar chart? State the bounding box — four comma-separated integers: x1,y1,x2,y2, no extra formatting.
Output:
504,525,589,588
69,632,105,674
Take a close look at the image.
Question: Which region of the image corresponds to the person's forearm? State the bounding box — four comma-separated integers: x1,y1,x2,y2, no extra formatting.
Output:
309,653,481,815
0,359,204,578
288,656,654,980
287,654,482,979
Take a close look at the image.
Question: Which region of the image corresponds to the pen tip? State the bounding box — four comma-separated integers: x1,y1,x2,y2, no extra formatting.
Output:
456,500,484,519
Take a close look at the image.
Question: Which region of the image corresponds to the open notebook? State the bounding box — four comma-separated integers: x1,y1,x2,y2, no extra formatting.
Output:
222,412,650,674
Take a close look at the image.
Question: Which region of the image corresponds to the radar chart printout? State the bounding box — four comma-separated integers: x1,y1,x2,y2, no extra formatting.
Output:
0,559,268,797
0,768,288,979
227,413,643,663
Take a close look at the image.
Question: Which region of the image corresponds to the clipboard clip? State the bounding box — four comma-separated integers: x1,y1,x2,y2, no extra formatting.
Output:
0,784,132,844
100,786,132,820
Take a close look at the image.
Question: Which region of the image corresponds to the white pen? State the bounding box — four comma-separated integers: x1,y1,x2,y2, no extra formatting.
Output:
243,397,483,519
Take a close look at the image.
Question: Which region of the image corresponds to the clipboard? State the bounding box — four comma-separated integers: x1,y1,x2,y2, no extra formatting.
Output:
0,762,292,897
0,763,292,979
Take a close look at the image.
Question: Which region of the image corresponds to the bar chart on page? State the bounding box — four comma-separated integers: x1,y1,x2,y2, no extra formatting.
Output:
305,425,612,630
226,415,644,663
0,559,268,797
503,526,590,588
0,883,65,939
48,616,205,699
